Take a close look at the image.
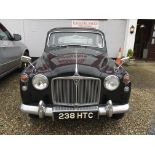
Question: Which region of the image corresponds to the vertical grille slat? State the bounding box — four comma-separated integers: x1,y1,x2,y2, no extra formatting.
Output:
71,80,74,103
59,80,62,102
63,80,67,103
84,80,87,103
51,76,101,106
91,80,95,103
88,79,91,102
94,80,98,103
67,80,70,103
79,80,83,103
56,80,59,102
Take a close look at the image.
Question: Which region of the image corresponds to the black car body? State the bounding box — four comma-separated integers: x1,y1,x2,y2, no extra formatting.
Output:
20,27,131,120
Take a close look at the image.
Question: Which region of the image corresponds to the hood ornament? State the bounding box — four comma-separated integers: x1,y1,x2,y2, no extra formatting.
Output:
74,50,79,76
73,50,80,87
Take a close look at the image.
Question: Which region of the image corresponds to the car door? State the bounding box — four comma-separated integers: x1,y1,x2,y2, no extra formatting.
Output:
0,23,21,75
0,40,4,75
0,26,11,75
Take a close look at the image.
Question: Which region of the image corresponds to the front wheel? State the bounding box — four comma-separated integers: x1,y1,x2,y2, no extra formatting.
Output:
111,113,125,120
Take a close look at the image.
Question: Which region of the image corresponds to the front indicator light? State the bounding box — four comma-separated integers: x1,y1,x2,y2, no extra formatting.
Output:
20,73,29,82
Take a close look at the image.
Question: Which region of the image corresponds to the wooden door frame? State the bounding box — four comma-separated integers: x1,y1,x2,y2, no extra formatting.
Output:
147,21,155,60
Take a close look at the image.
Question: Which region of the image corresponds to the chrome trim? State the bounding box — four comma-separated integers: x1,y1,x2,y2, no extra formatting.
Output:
20,101,53,118
104,75,120,91
53,106,98,112
20,100,129,119
47,31,105,48
99,101,129,116
32,74,49,90
51,76,101,106
105,100,113,117
0,58,20,66
112,104,129,114
38,100,45,118
74,50,79,76
0,65,19,79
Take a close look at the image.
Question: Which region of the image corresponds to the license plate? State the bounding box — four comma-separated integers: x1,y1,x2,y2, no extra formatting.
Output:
54,111,98,120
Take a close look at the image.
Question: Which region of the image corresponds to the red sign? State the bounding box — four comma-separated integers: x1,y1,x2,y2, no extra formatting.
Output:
72,20,99,29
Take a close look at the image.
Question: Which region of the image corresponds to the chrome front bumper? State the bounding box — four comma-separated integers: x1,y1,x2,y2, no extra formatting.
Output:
20,100,129,119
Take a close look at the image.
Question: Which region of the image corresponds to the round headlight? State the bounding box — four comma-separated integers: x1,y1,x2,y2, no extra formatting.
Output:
104,75,120,91
32,74,49,90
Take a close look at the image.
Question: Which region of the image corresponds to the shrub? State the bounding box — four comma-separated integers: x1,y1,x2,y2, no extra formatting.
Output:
127,49,134,59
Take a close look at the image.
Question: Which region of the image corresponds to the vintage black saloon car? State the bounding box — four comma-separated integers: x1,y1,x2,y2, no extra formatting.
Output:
20,27,131,120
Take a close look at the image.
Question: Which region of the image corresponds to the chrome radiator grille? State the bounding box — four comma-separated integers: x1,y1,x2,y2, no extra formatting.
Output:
51,76,101,106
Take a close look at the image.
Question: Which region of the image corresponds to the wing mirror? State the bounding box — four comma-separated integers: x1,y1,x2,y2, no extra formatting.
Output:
117,57,129,69
21,56,36,72
13,34,21,41
121,57,130,63
21,56,32,63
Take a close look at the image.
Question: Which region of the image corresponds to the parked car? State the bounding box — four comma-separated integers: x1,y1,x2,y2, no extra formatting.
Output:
0,23,29,78
20,27,131,120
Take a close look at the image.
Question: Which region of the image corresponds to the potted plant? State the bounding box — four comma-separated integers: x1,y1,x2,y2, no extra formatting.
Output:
127,49,135,65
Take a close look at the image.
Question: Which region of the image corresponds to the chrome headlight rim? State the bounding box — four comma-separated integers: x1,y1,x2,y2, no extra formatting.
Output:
32,74,49,90
104,75,120,91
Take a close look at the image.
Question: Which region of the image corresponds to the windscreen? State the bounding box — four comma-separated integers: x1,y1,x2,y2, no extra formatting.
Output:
48,32,104,48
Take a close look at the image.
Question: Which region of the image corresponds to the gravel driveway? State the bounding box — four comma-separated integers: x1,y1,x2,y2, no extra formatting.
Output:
0,63,155,135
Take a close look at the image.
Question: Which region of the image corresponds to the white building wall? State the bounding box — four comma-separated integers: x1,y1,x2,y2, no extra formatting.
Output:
0,19,127,58
123,19,138,57
100,20,127,57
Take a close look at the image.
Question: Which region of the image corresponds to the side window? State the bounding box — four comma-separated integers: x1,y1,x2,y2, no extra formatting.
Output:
0,29,9,40
0,25,10,40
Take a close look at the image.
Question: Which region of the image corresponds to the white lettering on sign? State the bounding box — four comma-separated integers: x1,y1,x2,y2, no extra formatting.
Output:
58,112,95,119
88,112,93,119
72,20,99,29
77,112,83,119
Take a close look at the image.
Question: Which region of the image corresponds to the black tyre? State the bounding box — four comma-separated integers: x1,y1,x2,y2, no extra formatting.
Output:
111,113,125,120
29,114,39,119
